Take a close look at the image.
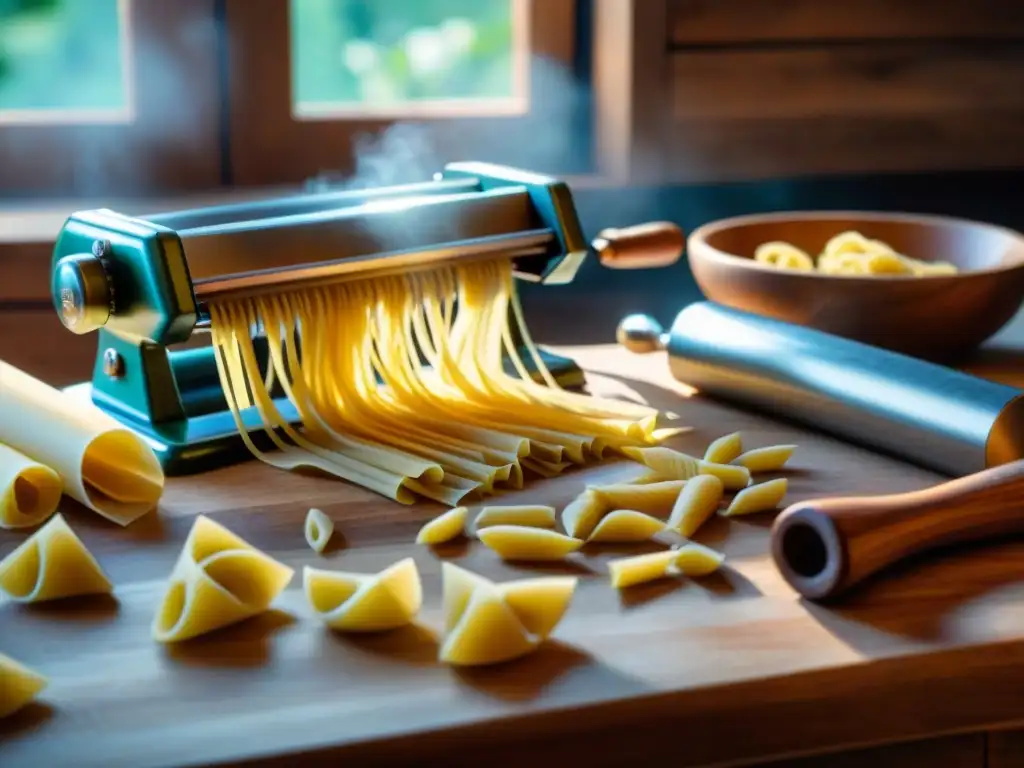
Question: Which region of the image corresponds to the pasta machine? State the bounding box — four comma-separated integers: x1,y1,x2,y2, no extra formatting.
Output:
50,162,683,475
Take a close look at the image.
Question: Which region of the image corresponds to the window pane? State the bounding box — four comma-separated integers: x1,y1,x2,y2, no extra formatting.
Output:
0,0,130,123
289,0,527,118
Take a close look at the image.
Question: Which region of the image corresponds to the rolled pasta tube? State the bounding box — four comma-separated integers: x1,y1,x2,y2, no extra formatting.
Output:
0,652,48,719
588,480,687,515
0,443,62,530
0,361,164,526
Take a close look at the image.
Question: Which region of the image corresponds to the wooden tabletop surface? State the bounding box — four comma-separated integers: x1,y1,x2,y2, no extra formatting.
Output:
4,340,1024,768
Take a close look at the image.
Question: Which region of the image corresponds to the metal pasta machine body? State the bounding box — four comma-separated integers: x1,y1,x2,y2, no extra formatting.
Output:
50,162,683,475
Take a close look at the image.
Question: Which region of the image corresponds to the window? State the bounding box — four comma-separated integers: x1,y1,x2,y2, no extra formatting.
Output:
224,0,585,187
0,0,223,198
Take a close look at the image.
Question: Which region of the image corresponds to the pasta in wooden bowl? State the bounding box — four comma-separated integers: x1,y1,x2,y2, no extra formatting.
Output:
688,211,1024,361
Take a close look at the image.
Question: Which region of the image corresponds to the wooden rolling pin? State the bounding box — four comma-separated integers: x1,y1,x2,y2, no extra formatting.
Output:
770,459,1024,601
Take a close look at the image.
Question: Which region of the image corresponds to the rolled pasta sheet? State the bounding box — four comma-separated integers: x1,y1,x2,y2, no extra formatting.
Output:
0,513,112,603
304,558,422,632
0,652,48,719
0,442,62,530
0,360,164,526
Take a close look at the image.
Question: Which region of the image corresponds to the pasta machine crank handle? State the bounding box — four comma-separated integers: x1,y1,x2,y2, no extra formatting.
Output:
592,222,685,270
771,459,1024,602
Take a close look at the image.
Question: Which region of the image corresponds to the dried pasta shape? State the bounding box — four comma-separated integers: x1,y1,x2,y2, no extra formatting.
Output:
0,513,111,603
667,474,724,537
477,525,583,561
621,447,699,481
732,445,796,473
304,558,422,632
561,490,606,539
0,443,62,530
416,506,468,544
152,515,295,643
439,563,576,666
608,550,679,589
0,652,48,719
304,508,334,553
673,542,725,576
588,510,665,543
589,480,686,515
704,432,743,465
698,461,751,490
722,478,789,517
473,505,556,531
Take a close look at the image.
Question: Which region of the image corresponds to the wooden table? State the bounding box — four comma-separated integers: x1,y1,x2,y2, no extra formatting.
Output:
3,341,1024,768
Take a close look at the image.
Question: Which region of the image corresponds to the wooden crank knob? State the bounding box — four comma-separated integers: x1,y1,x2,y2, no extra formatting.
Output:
593,222,685,269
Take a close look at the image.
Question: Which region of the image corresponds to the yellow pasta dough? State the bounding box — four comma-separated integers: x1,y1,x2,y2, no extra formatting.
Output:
756,230,958,277
621,446,699,481
732,445,796,473
667,474,724,537
754,242,815,271
704,432,743,464
473,504,556,531
416,506,468,544
0,652,48,719
0,443,62,530
476,525,583,561
304,557,422,632
152,515,294,643
589,480,686,515
560,489,606,539
304,508,335,554
0,360,165,526
439,562,576,666
673,542,725,576
698,461,751,491
0,513,112,603
722,478,789,517
608,550,679,589
587,509,666,542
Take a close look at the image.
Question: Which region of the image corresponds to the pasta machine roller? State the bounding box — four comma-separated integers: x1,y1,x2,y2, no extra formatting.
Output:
50,162,684,475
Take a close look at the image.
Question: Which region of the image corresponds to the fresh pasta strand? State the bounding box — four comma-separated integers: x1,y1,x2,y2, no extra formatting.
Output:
754,230,958,277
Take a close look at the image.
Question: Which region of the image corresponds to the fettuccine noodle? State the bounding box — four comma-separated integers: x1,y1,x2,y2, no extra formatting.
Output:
755,230,958,276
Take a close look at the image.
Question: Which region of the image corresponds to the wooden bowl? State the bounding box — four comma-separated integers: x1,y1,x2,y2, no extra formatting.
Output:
687,211,1024,361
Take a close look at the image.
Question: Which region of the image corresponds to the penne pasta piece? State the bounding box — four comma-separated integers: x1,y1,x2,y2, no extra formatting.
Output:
0,652,48,718
473,505,556,531
587,510,666,543
621,446,700,481
722,478,789,517
416,506,468,544
477,525,583,561
589,480,686,516
0,443,62,530
304,558,422,632
673,542,725,576
304,508,335,554
704,432,743,465
731,445,796,473
0,513,112,603
667,474,724,537
697,460,751,491
561,489,606,539
608,550,679,589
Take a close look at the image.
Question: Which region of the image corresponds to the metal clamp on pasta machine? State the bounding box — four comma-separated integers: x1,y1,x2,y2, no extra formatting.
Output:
50,162,684,475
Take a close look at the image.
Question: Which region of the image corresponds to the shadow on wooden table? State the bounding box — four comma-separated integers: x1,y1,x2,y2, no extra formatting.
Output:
164,609,297,668
0,702,55,741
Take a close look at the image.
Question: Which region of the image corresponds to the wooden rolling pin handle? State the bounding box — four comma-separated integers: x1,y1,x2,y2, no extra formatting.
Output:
593,221,685,269
770,459,1024,601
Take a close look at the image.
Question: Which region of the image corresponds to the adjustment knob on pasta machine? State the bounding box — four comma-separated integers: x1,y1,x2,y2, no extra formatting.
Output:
593,222,685,270
616,314,668,354
51,245,115,335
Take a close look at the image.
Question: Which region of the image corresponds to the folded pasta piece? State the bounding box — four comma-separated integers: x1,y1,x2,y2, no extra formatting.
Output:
473,504,556,531
589,480,686,515
608,550,679,589
477,525,583,561
521,458,572,479
0,513,112,603
439,562,577,666
416,506,468,545
587,510,665,543
0,443,62,530
0,651,48,718
561,490,606,539
697,461,750,491
731,445,796,473
667,475,724,537
0,360,165,526
621,447,699,481
722,478,789,517
704,432,743,465
304,508,335,554
304,558,422,632
152,515,295,643
673,542,725,576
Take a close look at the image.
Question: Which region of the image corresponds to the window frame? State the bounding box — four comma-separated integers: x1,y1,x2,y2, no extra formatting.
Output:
0,0,224,199
222,0,587,187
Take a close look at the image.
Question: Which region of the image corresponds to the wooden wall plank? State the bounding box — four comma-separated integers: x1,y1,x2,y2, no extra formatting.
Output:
670,0,1024,45
989,730,1024,768
0,310,98,387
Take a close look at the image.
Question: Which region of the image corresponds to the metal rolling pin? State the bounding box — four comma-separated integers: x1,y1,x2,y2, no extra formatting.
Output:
618,301,1024,478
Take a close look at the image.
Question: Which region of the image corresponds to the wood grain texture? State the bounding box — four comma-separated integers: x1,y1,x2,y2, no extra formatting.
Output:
669,0,1024,45
989,730,1024,768
4,344,1024,767
759,733,984,768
